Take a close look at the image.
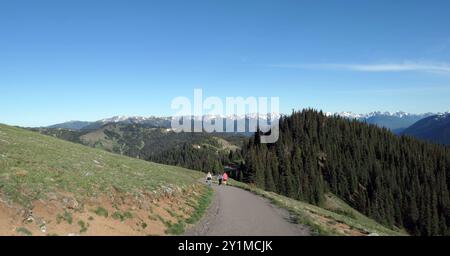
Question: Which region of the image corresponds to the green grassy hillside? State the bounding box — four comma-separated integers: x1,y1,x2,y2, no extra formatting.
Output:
29,124,244,174
0,124,208,236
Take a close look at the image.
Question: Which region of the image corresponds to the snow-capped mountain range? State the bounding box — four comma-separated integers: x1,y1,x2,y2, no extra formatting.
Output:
329,111,442,132
99,115,172,124
434,111,450,120
403,112,450,145
329,111,436,120
47,113,281,131
46,111,448,133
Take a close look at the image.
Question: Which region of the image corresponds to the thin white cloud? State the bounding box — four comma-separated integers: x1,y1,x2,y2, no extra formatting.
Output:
272,61,450,74
334,85,450,95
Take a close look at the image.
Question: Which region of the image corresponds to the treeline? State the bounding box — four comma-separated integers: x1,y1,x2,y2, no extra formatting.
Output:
148,143,232,173
29,128,85,144
98,124,241,173
103,124,224,159
241,109,450,235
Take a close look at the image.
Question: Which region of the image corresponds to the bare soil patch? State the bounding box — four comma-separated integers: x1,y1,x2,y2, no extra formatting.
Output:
0,184,207,236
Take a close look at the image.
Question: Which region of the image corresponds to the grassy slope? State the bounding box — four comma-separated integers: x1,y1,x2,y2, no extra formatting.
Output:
0,124,213,236
80,125,118,151
0,124,204,207
228,180,406,236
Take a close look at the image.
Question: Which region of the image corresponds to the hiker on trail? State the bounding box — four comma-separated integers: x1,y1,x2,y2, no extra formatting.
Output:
222,172,228,186
218,173,223,186
206,172,212,187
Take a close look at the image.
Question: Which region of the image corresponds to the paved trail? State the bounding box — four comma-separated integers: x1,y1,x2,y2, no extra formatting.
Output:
186,184,310,236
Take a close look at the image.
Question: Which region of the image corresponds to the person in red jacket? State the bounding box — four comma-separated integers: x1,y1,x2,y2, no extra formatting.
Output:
222,172,229,186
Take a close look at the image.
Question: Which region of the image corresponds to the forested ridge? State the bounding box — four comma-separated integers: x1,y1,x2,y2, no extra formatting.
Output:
30,124,242,175
149,143,228,173
241,109,450,235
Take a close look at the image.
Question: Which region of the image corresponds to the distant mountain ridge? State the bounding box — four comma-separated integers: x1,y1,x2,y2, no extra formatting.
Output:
48,116,173,131
46,113,282,132
46,111,443,134
48,121,93,130
403,112,450,145
329,111,436,132
330,111,433,119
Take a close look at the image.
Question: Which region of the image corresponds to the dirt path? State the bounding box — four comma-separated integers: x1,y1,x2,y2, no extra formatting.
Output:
185,184,310,236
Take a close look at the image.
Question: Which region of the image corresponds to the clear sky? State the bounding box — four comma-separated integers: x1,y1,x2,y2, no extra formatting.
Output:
1,0,450,126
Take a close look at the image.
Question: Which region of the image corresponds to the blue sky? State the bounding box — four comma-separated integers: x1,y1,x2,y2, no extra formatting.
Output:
1,0,450,126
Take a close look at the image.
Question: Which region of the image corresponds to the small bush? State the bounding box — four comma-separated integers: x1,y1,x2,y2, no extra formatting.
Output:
123,211,133,219
112,211,133,222
56,210,73,224
165,220,186,235
64,211,73,224
78,220,88,233
94,207,108,218
16,227,32,236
